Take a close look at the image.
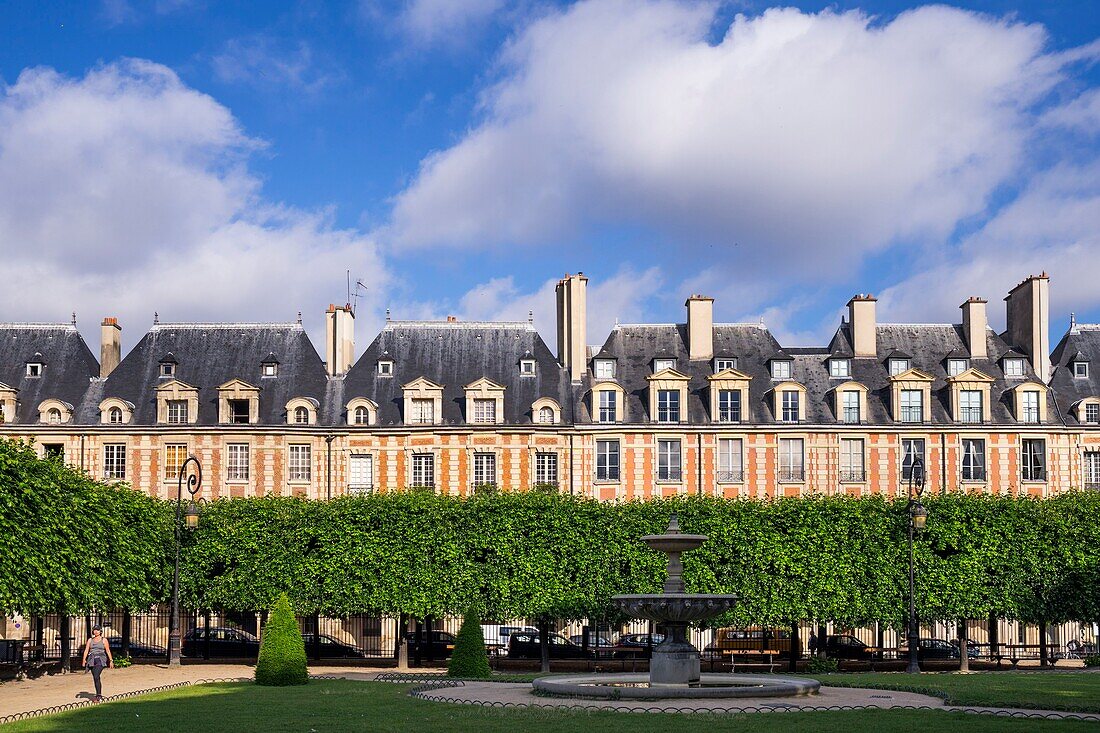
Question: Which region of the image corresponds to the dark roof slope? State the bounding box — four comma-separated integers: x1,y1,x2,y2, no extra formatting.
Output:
102,323,327,425
1051,325,1100,425
0,324,98,424
343,321,571,426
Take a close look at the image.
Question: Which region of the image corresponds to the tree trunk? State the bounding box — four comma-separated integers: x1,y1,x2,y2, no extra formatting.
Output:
788,621,799,673
59,615,71,673
538,620,550,673
957,619,969,672
1039,619,1049,668
988,613,998,663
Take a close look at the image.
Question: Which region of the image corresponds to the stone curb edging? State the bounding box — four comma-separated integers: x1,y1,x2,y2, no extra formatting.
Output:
816,679,1100,716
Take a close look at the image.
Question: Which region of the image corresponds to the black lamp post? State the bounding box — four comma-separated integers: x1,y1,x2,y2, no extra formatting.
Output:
906,456,927,674
168,456,203,666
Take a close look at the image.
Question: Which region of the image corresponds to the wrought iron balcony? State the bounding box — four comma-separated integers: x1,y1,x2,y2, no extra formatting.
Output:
656,470,683,482
778,469,804,482
716,470,744,483
839,470,866,483
346,484,374,496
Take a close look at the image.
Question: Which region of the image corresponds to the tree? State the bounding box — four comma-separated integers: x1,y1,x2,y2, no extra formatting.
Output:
255,593,308,686
447,608,492,678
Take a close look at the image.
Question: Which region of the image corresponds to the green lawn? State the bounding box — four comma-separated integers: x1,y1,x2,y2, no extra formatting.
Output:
5,680,1096,733
810,672,1100,712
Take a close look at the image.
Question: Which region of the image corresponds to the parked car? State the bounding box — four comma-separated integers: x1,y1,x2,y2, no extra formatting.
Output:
106,636,166,659
181,626,260,658
823,634,873,660
300,633,367,659
898,638,960,660
704,627,792,660
482,625,538,654
403,630,456,660
569,634,615,655
611,633,665,659
507,631,592,659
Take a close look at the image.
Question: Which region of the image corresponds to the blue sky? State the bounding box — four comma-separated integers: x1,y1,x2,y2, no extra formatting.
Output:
0,0,1097,352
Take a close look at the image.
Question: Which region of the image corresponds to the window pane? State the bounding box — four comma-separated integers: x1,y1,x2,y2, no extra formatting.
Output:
960,390,983,423
890,359,910,375
164,444,187,481
596,440,619,481
167,400,188,424
718,390,740,422
1022,439,1046,481
901,439,925,480
772,361,791,379
657,390,680,422
411,399,434,424
830,359,850,378
104,444,126,479
227,443,250,481
781,391,799,422
473,399,496,424
535,452,558,485
962,439,985,481
900,390,923,422
599,390,617,422
412,453,434,488
1087,403,1100,424
841,439,864,481
289,445,311,481
778,438,803,481
718,438,743,482
473,453,496,486
842,390,860,423
657,439,681,481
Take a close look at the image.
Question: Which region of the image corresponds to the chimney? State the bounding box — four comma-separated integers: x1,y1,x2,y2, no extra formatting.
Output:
100,317,121,378
960,297,988,359
555,273,588,382
685,295,714,361
1004,272,1051,381
847,294,878,357
325,303,355,376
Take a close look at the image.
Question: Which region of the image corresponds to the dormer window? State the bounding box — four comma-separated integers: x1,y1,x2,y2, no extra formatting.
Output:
654,358,676,372
46,408,61,424
1087,403,1099,424
714,358,737,372
947,359,969,377
771,360,791,380
262,363,277,378
889,358,910,376
829,359,851,378
108,407,123,424
160,363,174,377
1074,361,1090,378
1004,358,1025,378
594,359,616,379
520,359,536,376
293,406,310,424
378,360,394,376
228,399,250,424
26,362,42,377
354,406,370,424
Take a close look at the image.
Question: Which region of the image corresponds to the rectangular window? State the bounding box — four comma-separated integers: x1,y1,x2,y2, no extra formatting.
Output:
289,444,312,482
472,399,496,424
1021,439,1046,482
961,439,985,481
657,390,680,422
778,438,804,482
26,363,42,377
901,438,926,481
520,360,536,375
1004,359,1025,377
1087,403,1100,424
654,358,676,372
717,438,743,482
262,363,277,377
771,360,791,379
900,389,923,423
103,444,126,480
377,361,393,375
473,452,497,486
959,390,983,423
166,400,188,424
410,399,434,424
781,391,799,422
227,443,250,481
890,359,910,376
164,444,187,481
348,454,373,493
842,390,860,424
535,452,558,485
595,360,615,379
43,444,64,460
830,359,851,378
228,399,250,424
717,389,741,422
1085,452,1100,491
598,390,617,422
715,358,737,372
1074,362,1089,378
840,439,865,482
596,440,619,481
657,439,681,481
411,453,434,488
948,359,969,376
1021,391,1040,423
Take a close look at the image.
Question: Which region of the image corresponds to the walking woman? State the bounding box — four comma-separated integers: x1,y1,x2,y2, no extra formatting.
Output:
81,625,113,701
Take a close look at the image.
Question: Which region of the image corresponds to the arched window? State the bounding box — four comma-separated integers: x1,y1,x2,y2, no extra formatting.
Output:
537,406,555,424
108,407,123,424
47,408,61,424
294,406,310,424
354,406,370,425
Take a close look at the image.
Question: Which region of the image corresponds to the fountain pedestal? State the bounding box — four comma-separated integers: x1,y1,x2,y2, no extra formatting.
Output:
651,626,699,686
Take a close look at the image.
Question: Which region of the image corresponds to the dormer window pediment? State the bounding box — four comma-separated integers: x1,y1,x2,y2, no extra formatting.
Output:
155,379,199,425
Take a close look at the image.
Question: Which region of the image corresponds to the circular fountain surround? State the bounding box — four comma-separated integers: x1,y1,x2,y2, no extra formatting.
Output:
533,673,820,700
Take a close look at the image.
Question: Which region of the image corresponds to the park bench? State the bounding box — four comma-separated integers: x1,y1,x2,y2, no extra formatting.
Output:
725,648,781,673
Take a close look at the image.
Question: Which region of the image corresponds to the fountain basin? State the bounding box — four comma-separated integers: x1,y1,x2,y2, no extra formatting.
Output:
613,593,738,623
533,673,821,700
641,533,708,554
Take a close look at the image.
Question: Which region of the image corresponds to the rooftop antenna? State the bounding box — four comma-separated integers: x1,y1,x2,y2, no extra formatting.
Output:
1070,312,1077,331
297,311,303,325
71,311,76,326
352,279,367,316
154,311,159,325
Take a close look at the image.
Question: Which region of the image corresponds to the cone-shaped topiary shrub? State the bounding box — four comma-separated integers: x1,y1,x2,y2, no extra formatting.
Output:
447,609,492,678
255,593,308,686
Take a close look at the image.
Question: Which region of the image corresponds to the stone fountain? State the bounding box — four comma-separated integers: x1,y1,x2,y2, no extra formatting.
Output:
611,513,737,686
533,514,820,700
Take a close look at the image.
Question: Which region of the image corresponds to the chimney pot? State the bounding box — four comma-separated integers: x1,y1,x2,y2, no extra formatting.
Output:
100,317,122,378
847,294,878,357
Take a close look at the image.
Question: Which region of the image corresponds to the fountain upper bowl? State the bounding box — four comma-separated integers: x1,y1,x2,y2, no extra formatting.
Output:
612,593,738,623
641,533,708,553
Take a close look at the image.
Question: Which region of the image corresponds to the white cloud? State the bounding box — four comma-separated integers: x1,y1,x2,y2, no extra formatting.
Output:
0,60,387,348
386,1,1081,288
361,0,512,49
211,36,341,95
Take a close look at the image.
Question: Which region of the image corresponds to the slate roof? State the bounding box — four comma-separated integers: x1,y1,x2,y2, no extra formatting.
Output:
577,321,1057,426
1050,324,1100,425
100,323,328,425
0,324,98,425
342,321,571,426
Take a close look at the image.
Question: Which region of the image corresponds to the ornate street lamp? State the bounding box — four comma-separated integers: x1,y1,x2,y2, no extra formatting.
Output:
906,456,927,674
168,456,203,666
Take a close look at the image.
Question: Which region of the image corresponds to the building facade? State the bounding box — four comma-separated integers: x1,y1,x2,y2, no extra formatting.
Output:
2,273,1099,501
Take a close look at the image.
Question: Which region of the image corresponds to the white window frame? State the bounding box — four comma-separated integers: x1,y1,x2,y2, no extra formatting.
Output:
778,438,804,482
288,444,312,482
1021,391,1040,424
262,363,277,378
771,360,791,380
717,389,740,422
889,358,910,376
900,389,923,423
520,359,536,376
656,439,681,482
717,438,743,482
1084,452,1100,490
160,363,174,377
714,358,737,372
354,405,370,425
901,438,925,481
781,391,799,423
1004,359,1025,378
26,363,42,377
1086,403,1100,424
108,407,124,424
842,390,860,424
411,453,435,488
348,453,374,493
166,400,188,424
654,358,676,372
596,439,619,481
103,444,126,480
536,406,555,424
378,361,393,376
293,406,310,425
961,438,985,481
227,443,250,481
535,452,558,485
472,398,497,424
1021,438,1046,482
594,360,615,379
164,443,187,481
657,389,680,423
959,390,983,423
598,390,617,422
840,438,865,482
947,359,969,377
410,398,434,425
1074,361,1089,378
830,359,851,378
472,452,497,486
